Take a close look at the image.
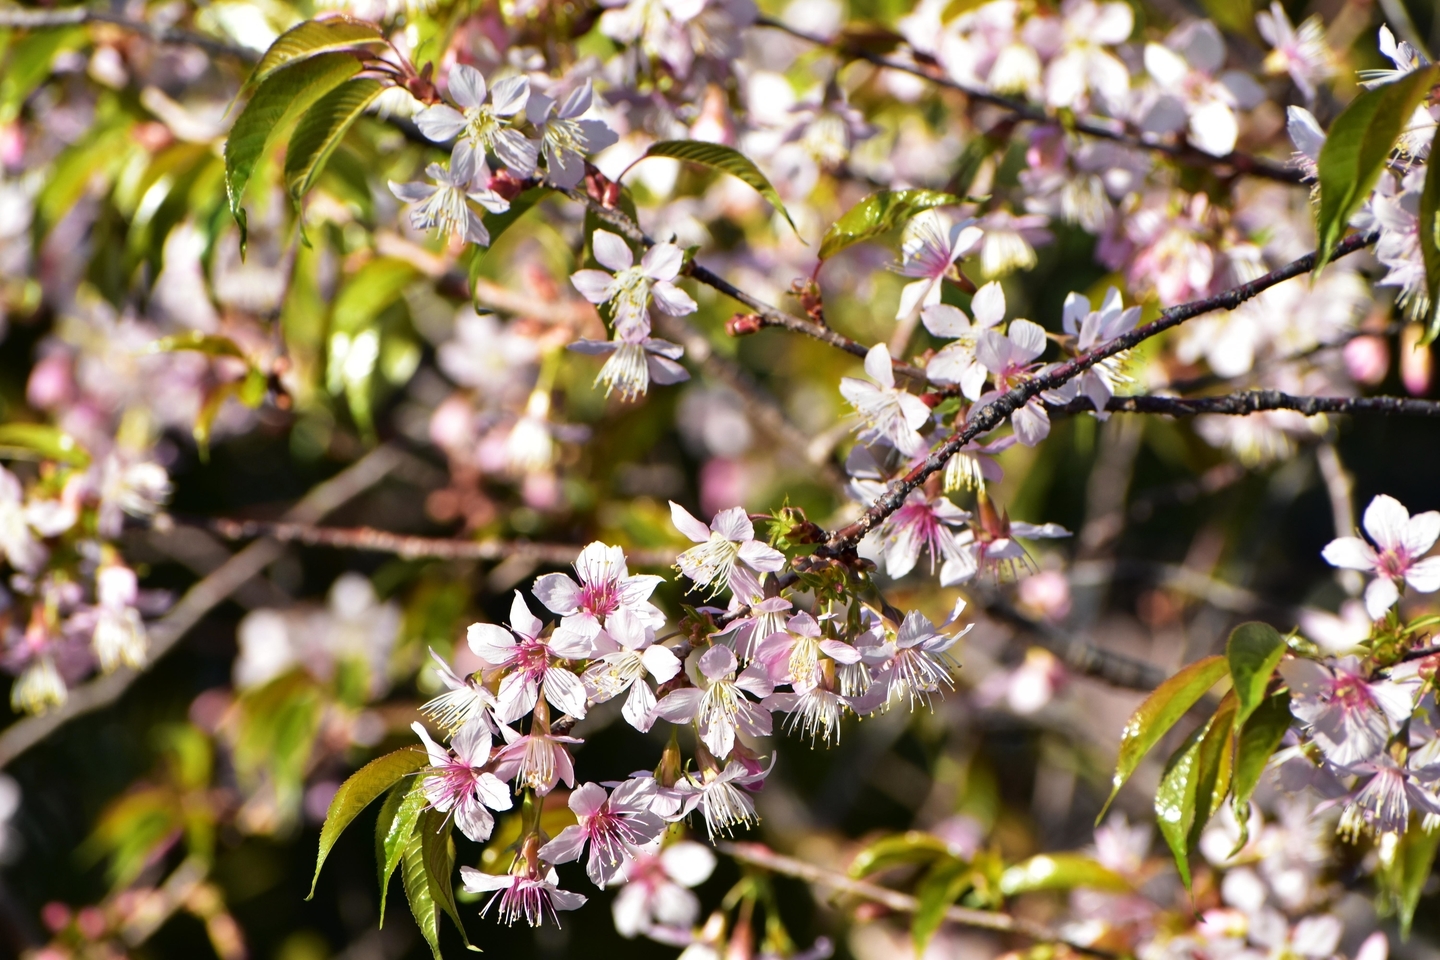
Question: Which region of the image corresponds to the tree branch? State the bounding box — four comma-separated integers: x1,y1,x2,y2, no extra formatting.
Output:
0,446,406,769
717,841,1118,958
757,16,1303,185
0,5,256,62
193,517,679,568
822,230,1381,553
1046,390,1440,419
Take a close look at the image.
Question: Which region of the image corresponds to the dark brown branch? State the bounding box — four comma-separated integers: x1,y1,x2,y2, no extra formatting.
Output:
1047,390,1440,419
0,5,257,61
822,230,1381,553
718,842,1118,958
195,517,678,567
757,16,1302,185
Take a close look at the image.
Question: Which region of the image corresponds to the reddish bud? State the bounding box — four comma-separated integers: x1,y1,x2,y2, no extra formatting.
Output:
919,392,943,408
726,313,764,337
488,169,528,202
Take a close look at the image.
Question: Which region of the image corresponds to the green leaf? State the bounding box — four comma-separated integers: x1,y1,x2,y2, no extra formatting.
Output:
309,747,427,898
248,17,385,90
1226,622,1286,732
1154,718,1210,890
0,423,90,467
1420,139,1440,343
1381,819,1440,939
284,79,386,204
849,831,957,878
998,854,1130,896
818,189,962,261
1102,654,1229,817
911,858,971,955
0,27,85,124
643,140,799,235
468,187,548,289
376,782,426,925
400,827,442,960
1315,65,1439,270
225,52,363,250
150,332,247,359
419,809,474,950
1229,691,1293,850
1190,695,1237,846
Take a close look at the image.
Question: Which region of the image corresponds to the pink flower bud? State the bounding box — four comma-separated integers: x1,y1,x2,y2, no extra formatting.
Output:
26,354,74,409
1343,335,1389,385
1401,323,1432,396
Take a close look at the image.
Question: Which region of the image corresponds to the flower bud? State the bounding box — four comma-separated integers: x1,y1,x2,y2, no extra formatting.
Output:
726,313,764,337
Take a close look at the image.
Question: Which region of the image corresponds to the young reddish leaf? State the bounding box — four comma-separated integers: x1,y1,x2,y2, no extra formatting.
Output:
998,853,1130,896
1226,621,1286,732
1315,65,1439,271
642,140,799,236
309,746,427,898
1102,654,1229,817
819,189,963,262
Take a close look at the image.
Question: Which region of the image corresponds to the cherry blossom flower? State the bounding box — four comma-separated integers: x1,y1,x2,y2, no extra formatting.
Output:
1140,21,1265,157
416,66,537,175
840,343,931,456
491,728,583,795
922,282,1007,400
715,571,793,661
753,611,860,690
539,780,665,886
866,611,966,708
1335,757,1440,839
1256,2,1335,100
91,563,146,672
674,758,769,837
670,502,785,597
1041,0,1134,113
654,644,773,758
853,485,975,585
460,866,586,927
525,82,618,189
570,232,697,333
1286,106,1324,180
410,721,512,843
388,143,510,247
583,608,681,730
419,649,498,736
1322,494,1440,619
1279,657,1417,766
975,646,1067,715
96,454,170,538
611,840,716,940
1368,171,1430,319
976,319,1051,445
974,210,1051,278
533,541,665,647
569,332,691,401
893,211,983,319
764,682,849,745
0,466,44,573
468,592,591,723
1360,25,1431,88
1056,286,1140,416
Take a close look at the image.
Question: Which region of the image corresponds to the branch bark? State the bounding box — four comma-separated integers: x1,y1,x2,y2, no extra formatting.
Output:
1046,390,1440,419
0,446,406,769
717,841,1118,958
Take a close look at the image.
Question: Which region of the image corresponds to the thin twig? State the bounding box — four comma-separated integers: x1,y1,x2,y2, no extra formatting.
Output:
822,230,1381,553
717,841,1118,958
0,446,406,769
194,517,679,567
0,5,257,61
757,16,1302,185
1045,390,1440,419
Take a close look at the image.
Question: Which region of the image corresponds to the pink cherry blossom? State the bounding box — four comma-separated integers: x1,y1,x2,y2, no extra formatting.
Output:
670,502,786,597
460,866,587,927
922,281,1007,400
1322,494,1440,619
582,608,682,730
840,343,931,456
410,721,513,843
610,840,716,941
571,231,697,334
538,780,665,886
532,541,665,647
1279,657,1416,766
468,592,592,723
491,728,583,795
893,211,983,320
653,644,773,758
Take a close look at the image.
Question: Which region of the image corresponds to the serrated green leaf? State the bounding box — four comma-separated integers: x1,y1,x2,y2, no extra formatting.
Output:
1191,695,1236,844
1154,718,1209,890
1315,65,1439,271
644,140,799,235
1229,691,1293,850
225,52,363,251
818,189,962,261
849,831,958,878
1421,140,1440,343
0,423,90,467
377,783,427,925
284,78,385,204
1226,622,1286,732
400,828,442,960
419,809,474,949
248,17,385,89
1102,655,1229,818
309,747,427,898
998,853,1130,896
911,858,972,955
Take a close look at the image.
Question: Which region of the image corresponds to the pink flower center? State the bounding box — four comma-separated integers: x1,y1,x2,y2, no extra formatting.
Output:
1330,672,1377,711
580,578,620,617
1376,547,1411,579
514,638,552,679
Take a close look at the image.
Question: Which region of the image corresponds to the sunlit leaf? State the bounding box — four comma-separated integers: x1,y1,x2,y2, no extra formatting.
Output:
849,831,958,878
911,858,971,955
309,746,427,898
284,78,386,204
1315,65,1439,271
248,17,385,90
1230,691,1293,850
1380,817,1440,939
1420,141,1440,343
1102,655,1229,817
1154,717,1209,890
150,331,248,359
376,781,427,925
1226,621,1286,732
0,423,90,467
998,853,1130,896
400,827,442,960
818,189,963,262
419,808,474,950
643,140,799,235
